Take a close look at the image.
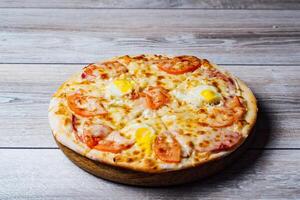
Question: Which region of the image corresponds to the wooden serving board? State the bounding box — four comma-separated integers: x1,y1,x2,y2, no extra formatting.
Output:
55,128,255,187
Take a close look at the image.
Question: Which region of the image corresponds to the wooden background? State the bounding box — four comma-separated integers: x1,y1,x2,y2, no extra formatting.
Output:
0,0,300,199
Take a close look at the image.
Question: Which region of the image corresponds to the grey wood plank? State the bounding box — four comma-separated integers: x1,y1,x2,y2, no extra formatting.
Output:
0,149,299,199
1,0,300,9
0,9,300,64
0,64,299,148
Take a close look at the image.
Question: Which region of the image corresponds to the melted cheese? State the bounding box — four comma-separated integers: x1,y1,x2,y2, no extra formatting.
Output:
49,54,252,173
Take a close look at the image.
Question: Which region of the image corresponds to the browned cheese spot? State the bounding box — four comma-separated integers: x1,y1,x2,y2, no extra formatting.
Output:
126,158,134,163
64,118,71,126
113,155,123,162
199,140,210,148
194,152,211,162
55,104,68,115
144,158,157,169
188,141,194,148
133,150,140,155
197,131,206,135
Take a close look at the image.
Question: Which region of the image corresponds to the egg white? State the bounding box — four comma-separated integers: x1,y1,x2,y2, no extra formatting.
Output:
172,85,220,107
121,123,155,136
106,78,134,97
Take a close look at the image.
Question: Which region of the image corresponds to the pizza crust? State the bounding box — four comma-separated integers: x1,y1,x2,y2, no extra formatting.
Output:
49,55,258,173
236,78,258,136
211,62,258,137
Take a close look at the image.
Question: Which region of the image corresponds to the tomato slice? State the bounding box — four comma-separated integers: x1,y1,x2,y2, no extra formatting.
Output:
81,64,97,80
157,56,201,75
226,96,246,121
67,92,107,117
206,108,235,128
72,120,113,148
83,135,100,148
144,86,169,110
94,140,133,154
81,64,109,80
196,131,242,152
201,96,246,128
93,131,134,153
100,60,128,76
82,123,113,148
153,132,181,163
214,131,242,152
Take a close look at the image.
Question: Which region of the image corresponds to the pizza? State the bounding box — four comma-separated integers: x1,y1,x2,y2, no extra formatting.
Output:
49,55,257,173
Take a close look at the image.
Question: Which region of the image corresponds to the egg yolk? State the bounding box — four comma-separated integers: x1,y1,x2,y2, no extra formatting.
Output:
200,89,220,103
135,127,156,156
113,79,133,94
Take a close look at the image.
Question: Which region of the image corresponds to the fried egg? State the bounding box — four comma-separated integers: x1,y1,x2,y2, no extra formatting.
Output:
173,85,221,107
122,123,156,156
106,78,133,97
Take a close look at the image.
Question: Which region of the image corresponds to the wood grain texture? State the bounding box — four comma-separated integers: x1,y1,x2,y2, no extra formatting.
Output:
0,9,300,64
1,4,299,198
0,149,299,199
0,64,299,148
1,0,300,9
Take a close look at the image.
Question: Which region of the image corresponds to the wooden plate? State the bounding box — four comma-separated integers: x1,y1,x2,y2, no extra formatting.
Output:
55,128,255,187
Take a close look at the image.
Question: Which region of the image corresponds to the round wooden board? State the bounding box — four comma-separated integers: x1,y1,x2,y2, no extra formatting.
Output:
55,128,255,187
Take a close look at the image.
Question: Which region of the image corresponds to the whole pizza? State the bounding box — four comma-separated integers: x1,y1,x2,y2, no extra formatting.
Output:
49,55,257,173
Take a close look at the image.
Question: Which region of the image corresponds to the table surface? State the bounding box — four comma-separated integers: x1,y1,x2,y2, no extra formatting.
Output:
1,1,300,199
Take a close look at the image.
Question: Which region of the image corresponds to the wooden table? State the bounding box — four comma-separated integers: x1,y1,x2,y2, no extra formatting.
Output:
1,1,300,199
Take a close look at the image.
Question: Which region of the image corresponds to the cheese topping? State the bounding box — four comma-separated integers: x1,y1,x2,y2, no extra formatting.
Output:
49,54,255,173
